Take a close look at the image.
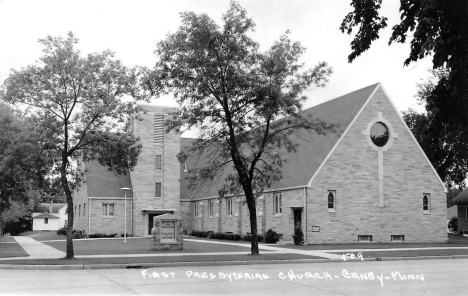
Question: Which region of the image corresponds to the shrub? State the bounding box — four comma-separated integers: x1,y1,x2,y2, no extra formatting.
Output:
120,233,132,238
241,233,263,242
72,230,84,239
88,233,117,238
56,227,67,235
448,216,458,233
56,228,84,239
264,229,280,244
292,228,304,245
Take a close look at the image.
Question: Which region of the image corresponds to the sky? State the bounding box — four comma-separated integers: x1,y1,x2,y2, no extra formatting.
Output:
0,0,433,114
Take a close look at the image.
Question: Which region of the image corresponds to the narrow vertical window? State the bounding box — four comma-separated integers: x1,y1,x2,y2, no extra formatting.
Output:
79,205,81,217
328,191,336,211
155,155,162,170
154,182,162,197
273,192,282,214
226,198,233,216
208,200,213,217
423,194,430,212
84,203,86,217
44,218,48,224
193,202,199,217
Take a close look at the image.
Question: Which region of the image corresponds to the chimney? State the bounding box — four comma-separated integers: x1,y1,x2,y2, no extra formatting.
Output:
49,199,53,214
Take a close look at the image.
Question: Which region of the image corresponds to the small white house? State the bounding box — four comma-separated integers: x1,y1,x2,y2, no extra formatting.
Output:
32,203,67,231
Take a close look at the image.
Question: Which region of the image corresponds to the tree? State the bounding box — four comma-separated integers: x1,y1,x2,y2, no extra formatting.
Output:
447,187,462,207
0,105,49,235
403,108,468,187
1,32,146,258
341,0,468,130
147,2,334,255
402,70,468,188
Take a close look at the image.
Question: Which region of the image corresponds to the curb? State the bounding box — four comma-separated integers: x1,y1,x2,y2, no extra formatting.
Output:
1,255,468,270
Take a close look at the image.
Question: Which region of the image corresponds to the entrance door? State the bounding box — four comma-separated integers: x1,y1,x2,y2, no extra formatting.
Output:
293,208,302,230
148,214,161,235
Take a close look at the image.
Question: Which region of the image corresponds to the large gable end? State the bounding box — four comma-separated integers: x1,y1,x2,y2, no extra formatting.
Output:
377,84,447,193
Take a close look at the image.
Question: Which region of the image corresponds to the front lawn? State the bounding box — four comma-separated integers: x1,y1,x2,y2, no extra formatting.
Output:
42,238,269,255
0,240,29,258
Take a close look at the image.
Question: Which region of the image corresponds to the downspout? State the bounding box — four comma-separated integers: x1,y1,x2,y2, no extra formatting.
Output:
88,198,91,235
131,198,133,236
303,186,308,245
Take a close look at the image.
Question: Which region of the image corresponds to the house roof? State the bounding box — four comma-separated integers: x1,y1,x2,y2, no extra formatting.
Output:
84,161,133,198
34,203,67,214
34,213,59,219
452,187,468,204
180,83,379,199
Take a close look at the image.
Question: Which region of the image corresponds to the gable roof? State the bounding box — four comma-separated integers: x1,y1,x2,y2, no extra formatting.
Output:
180,83,380,199
34,203,67,214
33,213,59,219
84,161,133,198
452,187,468,204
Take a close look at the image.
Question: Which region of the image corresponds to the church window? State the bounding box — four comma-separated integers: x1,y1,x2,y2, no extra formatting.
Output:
155,155,162,170
226,198,233,216
423,194,430,212
273,192,282,214
370,122,389,147
328,191,336,211
193,202,199,217
154,182,162,197
208,200,214,217
102,204,114,217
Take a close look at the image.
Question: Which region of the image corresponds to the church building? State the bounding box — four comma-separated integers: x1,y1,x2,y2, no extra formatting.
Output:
73,83,448,244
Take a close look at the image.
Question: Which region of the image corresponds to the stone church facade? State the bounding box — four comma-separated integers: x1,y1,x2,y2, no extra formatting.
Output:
73,83,448,244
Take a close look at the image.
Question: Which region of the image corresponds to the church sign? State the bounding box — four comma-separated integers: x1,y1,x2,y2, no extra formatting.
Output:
151,214,183,250
161,220,176,241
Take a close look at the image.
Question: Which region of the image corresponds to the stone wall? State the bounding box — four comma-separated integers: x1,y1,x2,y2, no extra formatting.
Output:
180,200,192,233
72,175,89,234
307,87,447,244
190,188,304,241
130,106,181,236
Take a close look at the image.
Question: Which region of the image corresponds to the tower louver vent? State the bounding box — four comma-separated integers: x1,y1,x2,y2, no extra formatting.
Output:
154,114,164,144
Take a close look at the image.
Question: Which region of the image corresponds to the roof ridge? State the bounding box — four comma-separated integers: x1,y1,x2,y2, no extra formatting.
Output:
300,83,380,113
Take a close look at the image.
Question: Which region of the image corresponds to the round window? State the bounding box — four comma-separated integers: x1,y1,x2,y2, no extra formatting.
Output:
370,122,389,147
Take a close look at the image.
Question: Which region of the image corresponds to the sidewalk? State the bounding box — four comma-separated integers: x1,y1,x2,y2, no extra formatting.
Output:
1,235,468,269
12,237,65,259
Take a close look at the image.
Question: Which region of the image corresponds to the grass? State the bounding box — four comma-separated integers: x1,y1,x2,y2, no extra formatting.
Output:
0,239,29,258
42,238,267,255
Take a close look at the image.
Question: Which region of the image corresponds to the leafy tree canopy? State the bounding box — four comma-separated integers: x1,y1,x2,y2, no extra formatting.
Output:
0,32,148,258
402,70,468,188
0,105,49,229
341,0,468,127
147,1,334,254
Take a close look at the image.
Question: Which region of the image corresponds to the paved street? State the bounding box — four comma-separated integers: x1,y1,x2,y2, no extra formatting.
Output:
1,258,467,295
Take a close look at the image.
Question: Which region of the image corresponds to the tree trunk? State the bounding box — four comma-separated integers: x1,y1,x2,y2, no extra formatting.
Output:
61,154,74,259
0,207,3,237
246,194,259,255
